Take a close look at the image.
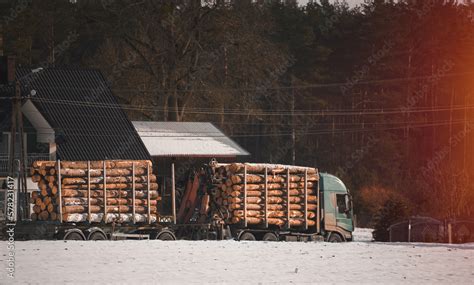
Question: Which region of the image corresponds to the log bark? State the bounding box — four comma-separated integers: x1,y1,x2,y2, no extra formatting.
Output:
43,196,52,205
61,175,156,185
47,203,55,213
62,213,157,223
227,197,281,204
62,197,157,206
231,182,314,191
228,195,316,204
58,168,147,177
61,189,159,199
61,182,158,190
31,191,39,201
233,210,316,219
227,188,316,197
33,205,41,214
38,210,49,221
31,175,41,183
34,160,151,169
231,216,316,227
62,205,157,214
230,173,318,184
31,160,158,223
227,163,317,175
228,203,317,211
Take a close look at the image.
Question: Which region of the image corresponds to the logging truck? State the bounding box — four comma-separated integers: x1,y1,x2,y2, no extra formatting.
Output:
0,160,354,242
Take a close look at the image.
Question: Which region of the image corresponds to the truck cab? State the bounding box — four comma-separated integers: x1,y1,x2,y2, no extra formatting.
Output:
320,173,354,242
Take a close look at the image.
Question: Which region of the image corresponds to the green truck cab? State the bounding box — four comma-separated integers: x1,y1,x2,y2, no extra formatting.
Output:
320,173,354,242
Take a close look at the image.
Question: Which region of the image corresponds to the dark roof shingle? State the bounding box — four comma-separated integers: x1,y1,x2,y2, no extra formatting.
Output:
17,67,150,161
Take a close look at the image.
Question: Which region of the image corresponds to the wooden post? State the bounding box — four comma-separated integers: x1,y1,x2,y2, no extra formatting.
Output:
147,163,151,224
244,164,247,228
304,168,308,230
57,160,62,223
103,161,107,222
171,163,176,225
117,163,121,220
286,168,290,229
264,166,268,228
132,162,136,224
408,219,411,242
448,222,453,244
316,173,320,233
87,161,91,223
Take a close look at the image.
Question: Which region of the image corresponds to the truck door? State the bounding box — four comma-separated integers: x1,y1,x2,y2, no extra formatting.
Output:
335,194,354,232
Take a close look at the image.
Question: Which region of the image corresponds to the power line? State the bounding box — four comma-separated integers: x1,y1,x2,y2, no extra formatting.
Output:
21,97,474,117
16,119,474,138
4,69,474,94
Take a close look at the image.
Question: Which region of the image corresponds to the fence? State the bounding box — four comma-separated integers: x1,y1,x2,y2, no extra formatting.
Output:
389,216,474,243
449,220,474,243
0,153,50,177
389,217,444,243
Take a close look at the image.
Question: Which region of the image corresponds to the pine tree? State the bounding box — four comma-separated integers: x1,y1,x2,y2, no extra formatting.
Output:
372,197,410,242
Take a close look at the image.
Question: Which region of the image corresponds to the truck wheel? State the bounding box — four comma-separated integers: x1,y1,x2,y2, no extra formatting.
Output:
157,232,176,241
64,232,85,241
328,233,343,243
262,233,278,241
239,232,256,241
88,231,107,241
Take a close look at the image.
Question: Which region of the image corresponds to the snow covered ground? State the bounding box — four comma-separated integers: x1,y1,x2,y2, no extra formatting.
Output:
1,228,473,284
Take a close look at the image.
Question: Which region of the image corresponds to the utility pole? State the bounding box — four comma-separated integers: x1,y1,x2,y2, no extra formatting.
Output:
11,81,28,222
6,58,28,222
448,86,454,162
463,91,467,172
291,81,296,165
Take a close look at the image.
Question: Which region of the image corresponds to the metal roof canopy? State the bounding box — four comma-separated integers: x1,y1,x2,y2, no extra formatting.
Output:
133,121,249,157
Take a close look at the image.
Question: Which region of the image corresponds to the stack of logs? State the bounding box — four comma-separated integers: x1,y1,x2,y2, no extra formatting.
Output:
30,160,160,223
210,163,319,228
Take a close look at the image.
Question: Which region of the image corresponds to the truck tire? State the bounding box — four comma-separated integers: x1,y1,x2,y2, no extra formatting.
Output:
64,231,85,241
157,232,176,241
239,232,256,241
262,232,278,241
88,231,107,241
328,233,343,243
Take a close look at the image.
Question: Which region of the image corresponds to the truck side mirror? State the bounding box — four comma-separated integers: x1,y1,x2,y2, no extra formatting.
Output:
345,195,352,212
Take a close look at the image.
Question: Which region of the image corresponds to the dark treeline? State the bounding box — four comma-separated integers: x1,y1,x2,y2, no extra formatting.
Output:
2,0,474,225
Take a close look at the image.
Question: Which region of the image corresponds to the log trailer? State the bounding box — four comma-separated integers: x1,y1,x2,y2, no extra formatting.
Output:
0,160,354,242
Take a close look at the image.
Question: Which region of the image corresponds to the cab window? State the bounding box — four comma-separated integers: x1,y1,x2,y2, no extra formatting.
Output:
336,194,347,214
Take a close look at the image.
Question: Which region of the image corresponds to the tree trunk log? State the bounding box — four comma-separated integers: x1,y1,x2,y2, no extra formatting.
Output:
233,210,316,219
61,175,156,185
231,182,314,191
60,182,158,190
62,197,157,206
230,173,318,184
62,213,157,223
227,163,317,175
230,216,316,226
228,202,317,211
61,189,159,199
58,168,147,177
62,205,157,214
227,188,316,197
